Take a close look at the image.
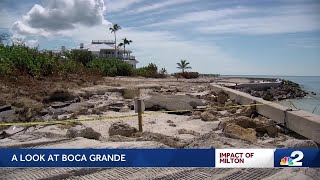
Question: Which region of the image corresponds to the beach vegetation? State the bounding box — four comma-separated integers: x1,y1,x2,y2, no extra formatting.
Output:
109,24,121,58
177,59,191,73
173,72,199,79
87,58,134,77
134,63,166,78
67,50,95,65
118,38,132,57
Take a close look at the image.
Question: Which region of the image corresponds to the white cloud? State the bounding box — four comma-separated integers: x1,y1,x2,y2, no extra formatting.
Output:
12,0,110,37
127,0,194,14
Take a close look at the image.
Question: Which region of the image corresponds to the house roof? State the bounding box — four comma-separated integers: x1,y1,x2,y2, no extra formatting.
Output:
74,43,132,53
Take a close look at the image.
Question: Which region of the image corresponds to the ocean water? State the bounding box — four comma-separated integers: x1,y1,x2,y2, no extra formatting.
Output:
222,75,320,115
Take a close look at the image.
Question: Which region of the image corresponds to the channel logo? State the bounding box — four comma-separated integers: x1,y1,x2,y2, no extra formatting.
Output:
280,150,304,167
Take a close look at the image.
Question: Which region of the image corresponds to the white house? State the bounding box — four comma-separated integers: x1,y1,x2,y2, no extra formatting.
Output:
73,40,139,68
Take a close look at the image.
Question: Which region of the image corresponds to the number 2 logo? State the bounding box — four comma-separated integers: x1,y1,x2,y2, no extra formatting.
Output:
290,151,304,166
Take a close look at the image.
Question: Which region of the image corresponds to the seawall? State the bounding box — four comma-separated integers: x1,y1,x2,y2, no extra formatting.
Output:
211,84,320,144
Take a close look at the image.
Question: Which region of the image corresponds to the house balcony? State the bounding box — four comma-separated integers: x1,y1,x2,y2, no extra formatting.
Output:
92,40,115,44
121,55,135,60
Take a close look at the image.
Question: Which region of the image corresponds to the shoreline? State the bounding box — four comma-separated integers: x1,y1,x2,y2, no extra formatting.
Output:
0,76,319,179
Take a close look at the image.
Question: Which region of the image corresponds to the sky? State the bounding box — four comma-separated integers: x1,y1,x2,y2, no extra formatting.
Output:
1,0,320,76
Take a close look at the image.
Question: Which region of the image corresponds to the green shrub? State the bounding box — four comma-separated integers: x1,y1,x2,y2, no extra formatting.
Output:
174,72,199,79
135,63,166,78
0,45,58,77
67,50,94,65
0,45,86,77
0,57,13,75
88,58,134,76
56,59,83,75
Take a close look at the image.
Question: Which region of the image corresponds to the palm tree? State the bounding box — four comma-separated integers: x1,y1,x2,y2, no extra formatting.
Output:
118,38,132,59
177,60,191,73
109,24,121,58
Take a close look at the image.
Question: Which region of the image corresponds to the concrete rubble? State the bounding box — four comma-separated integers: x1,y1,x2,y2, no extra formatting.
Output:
0,77,319,179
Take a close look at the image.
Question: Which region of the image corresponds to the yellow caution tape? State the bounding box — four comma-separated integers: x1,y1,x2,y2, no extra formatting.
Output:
0,114,139,127
0,102,271,127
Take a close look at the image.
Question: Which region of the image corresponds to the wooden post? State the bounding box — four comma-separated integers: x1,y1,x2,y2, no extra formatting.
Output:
136,87,143,132
137,99,143,132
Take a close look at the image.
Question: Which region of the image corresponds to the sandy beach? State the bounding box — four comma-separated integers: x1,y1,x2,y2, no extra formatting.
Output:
0,76,319,179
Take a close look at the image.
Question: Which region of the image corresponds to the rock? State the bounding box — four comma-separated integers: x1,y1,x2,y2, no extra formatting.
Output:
217,92,228,104
66,126,101,140
109,122,137,137
262,92,273,101
13,97,43,112
235,116,257,128
224,123,257,143
0,105,11,112
264,121,279,138
191,111,202,119
3,126,25,135
208,109,218,115
109,106,122,112
167,120,174,123
227,108,237,114
38,109,49,116
192,111,202,116
205,95,217,102
200,111,219,121
61,102,94,114
240,105,256,117
48,108,66,116
46,90,77,103
51,102,70,109
178,129,200,136
144,95,205,112
221,116,279,138
0,131,8,139
122,89,139,99
169,123,177,127
0,109,16,123
109,102,125,107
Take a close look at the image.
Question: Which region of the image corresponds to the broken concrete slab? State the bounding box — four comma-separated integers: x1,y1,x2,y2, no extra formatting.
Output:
144,95,205,111
66,126,101,140
200,111,219,121
109,122,137,137
224,123,257,143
